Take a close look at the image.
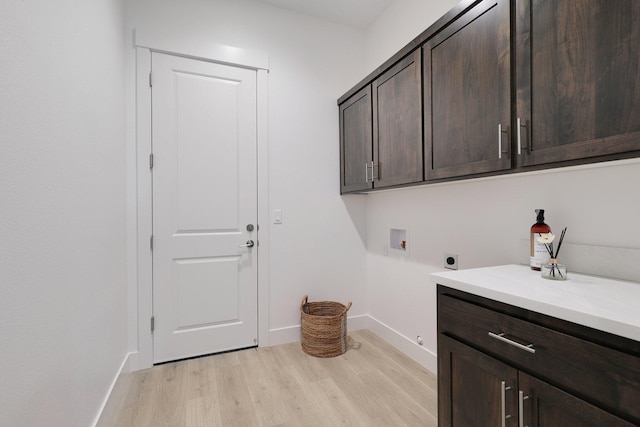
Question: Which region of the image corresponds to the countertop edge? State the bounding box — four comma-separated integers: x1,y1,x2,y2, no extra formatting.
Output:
430,265,640,343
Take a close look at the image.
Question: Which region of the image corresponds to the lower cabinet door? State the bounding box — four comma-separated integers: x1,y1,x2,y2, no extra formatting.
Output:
439,335,518,427
519,372,635,427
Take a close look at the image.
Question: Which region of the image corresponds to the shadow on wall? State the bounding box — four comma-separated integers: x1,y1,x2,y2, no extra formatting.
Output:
341,193,367,246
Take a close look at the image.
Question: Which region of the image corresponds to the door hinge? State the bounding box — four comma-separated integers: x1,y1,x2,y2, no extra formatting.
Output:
149,153,154,170
150,235,153,251
149,72,153,87
151,316,155,332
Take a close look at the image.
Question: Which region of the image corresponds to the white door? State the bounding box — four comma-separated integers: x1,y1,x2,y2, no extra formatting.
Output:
151,52,258,363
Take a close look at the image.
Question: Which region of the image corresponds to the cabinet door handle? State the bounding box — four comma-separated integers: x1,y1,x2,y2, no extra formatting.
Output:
371,162,378,181
501,381,512,427
365,162,377,182
517,118,528,155
498,124,509,159
516,118,522,155
518,390,530,427
488,332,536,354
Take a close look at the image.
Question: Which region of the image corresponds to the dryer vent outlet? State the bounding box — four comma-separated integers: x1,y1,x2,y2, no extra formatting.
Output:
444,253,458,270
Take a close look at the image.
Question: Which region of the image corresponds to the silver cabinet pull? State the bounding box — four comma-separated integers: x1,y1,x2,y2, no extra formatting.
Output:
501,381,512,427
517,118,528,155
518,390,530,427
488,332,536,354
498,124,509,159
498,124,502,159
365,162,378,182
371,161,378,182
516,118,522,155
239,240,255,248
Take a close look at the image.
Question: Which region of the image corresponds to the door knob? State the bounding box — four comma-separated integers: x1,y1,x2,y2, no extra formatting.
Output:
239,240,255,248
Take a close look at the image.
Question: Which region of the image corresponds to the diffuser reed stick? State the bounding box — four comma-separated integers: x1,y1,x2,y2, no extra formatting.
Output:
537,227,567,278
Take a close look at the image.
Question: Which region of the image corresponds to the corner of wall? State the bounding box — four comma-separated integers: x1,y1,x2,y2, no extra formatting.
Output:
91,352,136,427
366,315,438,374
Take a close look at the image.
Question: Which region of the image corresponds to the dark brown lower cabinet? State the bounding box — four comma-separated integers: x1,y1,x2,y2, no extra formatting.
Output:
439,336,635,427
437,286,640,426
520,373,634,427
439,335,518,426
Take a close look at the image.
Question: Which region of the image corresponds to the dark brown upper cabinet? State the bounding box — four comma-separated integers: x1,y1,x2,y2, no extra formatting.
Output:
339,85,373,193
515,0,640,167
339,50,422,194
372,49,423,188
423,0,511,180
338,0,640,193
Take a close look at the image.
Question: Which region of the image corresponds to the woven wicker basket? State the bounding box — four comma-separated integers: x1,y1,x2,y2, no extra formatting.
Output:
300,295,352,357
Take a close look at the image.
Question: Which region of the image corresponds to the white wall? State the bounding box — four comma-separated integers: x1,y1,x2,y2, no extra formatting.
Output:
125,0,369,351
122,0,640,380
0,1,127,426
365,161,640,371
365,0,459,72
362,0,640,372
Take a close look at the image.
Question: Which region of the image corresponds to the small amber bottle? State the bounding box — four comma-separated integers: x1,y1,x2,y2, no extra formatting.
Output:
530,209,551,270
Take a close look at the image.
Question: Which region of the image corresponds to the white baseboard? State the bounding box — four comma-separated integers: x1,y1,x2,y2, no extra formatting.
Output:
267,324,300,346
267,314,437,374
365,315,437,374
122,350,139,373
267,314,370,347
123,315,436,376
91,351,135,427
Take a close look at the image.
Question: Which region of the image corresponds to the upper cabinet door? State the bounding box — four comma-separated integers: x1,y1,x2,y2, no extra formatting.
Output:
516,0,640,167
372,49,423,188
423,0,511,180
340,86,373,193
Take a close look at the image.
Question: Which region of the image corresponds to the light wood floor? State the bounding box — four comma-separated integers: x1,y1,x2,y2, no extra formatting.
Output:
97,329,437,427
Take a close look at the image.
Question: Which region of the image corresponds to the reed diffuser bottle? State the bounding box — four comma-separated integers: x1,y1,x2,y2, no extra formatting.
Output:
530,209,551,270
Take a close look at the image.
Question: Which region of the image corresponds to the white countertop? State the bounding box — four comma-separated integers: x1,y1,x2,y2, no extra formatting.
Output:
431,264,640,342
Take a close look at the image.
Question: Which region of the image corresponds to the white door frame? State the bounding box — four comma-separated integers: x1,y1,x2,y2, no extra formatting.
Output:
134,33,270,370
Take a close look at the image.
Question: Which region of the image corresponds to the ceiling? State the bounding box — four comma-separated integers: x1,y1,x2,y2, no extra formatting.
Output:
253,0,396,30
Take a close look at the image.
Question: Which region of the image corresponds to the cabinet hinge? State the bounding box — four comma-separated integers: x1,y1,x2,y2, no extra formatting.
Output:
149,153,154,170
150,235,153,251
149,72,153,87
151,316,155,332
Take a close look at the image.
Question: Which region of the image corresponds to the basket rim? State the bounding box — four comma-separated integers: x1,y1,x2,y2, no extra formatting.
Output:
300,295,352,318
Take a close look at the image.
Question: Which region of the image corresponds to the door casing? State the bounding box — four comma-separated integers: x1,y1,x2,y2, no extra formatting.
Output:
133,37,270,370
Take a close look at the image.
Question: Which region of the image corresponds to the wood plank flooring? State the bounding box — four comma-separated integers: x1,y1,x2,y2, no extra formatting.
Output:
97,329,438,427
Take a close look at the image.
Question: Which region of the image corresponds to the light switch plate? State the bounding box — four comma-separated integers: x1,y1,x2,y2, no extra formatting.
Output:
273,209,282,224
